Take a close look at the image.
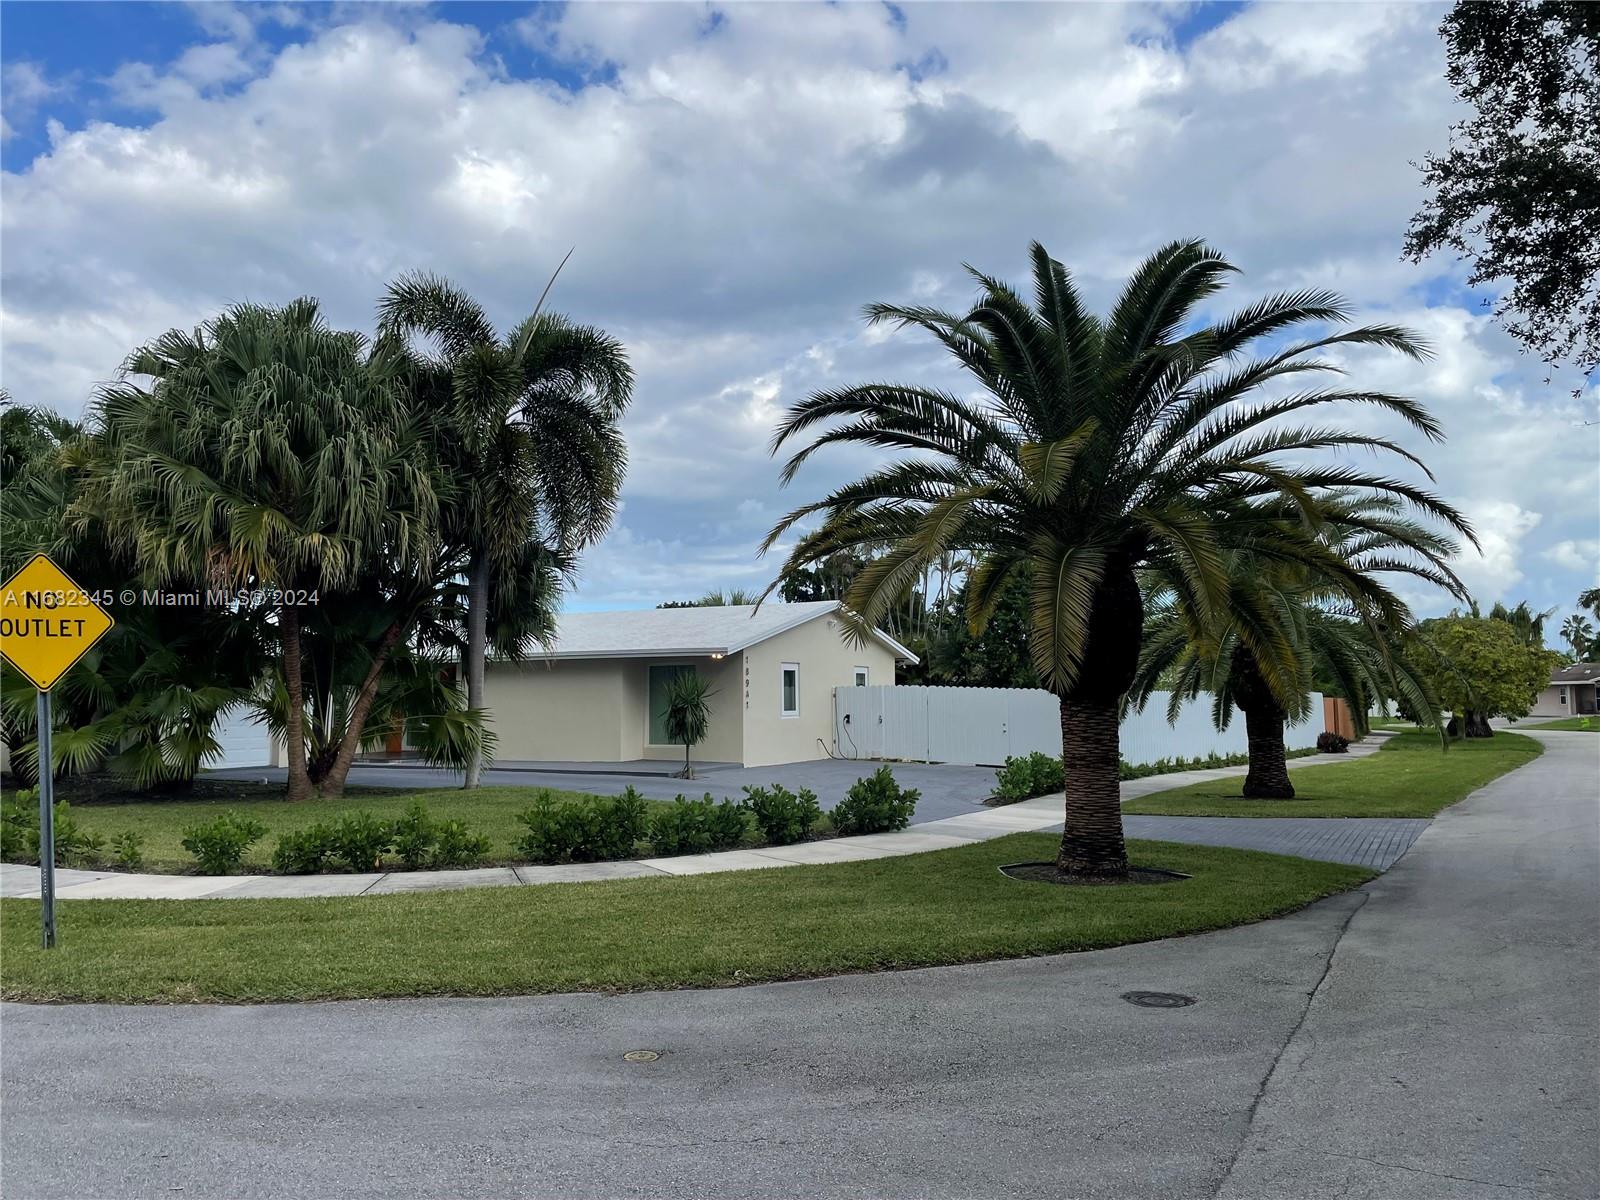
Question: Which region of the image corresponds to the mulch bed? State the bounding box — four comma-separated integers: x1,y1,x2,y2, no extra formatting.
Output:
999,862,1190,887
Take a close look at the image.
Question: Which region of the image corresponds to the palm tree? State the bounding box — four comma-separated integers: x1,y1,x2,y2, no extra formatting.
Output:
765,240,1468,877
1489,600,1555,648
663,672,714,779
377,273,632,789
84,299,439,801
1562,613,1596,660
1133,493,1468,797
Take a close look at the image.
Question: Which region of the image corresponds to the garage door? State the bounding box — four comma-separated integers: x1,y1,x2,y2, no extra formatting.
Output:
206,708,272,769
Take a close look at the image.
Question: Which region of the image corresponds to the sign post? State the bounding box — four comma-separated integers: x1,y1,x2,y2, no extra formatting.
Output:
0,554,115,949
35,689,56,948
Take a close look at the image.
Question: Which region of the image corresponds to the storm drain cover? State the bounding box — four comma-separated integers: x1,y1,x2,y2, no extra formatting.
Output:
623,1050,660,1063
1121,990,1197,1009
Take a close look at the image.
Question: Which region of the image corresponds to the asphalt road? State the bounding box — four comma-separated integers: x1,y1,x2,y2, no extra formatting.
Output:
3,731,1595,1199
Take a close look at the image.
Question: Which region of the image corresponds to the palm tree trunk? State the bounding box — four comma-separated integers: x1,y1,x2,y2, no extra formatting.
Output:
463,550,490,790
318,621,407,798
1057,697,1129,877
280,602,315,802
1241,703,1295,798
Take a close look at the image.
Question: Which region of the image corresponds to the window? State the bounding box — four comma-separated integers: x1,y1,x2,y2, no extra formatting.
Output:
780,662,799,717
1559,686,1568,706
853,666,869,687
648,664,694,744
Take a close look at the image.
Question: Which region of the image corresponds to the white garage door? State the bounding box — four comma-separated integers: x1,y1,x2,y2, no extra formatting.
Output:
206,708,272,769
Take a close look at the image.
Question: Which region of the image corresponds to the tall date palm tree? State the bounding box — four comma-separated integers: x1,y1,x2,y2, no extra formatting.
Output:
765,240,1468,877
1133,493,1470,798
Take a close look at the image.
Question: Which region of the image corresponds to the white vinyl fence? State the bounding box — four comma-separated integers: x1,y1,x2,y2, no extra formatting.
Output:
834,685,1324,767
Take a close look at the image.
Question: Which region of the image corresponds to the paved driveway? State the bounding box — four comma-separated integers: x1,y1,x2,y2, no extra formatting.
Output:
4,731,1593,1199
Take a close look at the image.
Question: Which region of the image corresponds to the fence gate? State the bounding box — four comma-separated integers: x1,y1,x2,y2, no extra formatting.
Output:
833,685,1058,766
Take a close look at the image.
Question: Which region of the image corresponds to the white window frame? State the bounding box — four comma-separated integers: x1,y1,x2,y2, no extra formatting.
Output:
1559,685,1568,706
780,662,800,718
853,666,870,687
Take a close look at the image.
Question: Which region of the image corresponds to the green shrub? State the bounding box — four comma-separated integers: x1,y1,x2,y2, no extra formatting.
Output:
111,830,145,871
430,819,491,869
181,812,268,875
515,787,650,864
648,794,747,856
390,801,437,870
378,801,491,871
992,752,1064,802
2,793,106,866
741,783,822,845
1,791,39,862
271,825,336,875
1316,732,1350,753
831,766,920,836
328,811,392,872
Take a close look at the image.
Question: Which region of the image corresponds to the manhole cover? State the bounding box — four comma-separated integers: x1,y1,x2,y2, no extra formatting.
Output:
622,1050,660,1062
1121,990,1197,1008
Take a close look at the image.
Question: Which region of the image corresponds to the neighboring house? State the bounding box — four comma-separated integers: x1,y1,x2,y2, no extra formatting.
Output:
1529,663,1600,718
483,601,917,768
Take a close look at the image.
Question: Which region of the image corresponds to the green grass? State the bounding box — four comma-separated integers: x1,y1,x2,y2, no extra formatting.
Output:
1520,716,1599,732
0,834,1371,1003
1122,730,1543,818
43,784,729,873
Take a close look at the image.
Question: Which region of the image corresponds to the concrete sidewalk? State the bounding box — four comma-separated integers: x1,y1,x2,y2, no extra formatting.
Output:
1,736,1394,901
2,731,1589,1199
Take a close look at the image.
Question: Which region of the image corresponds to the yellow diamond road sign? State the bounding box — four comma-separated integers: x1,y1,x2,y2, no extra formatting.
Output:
0,554,115,692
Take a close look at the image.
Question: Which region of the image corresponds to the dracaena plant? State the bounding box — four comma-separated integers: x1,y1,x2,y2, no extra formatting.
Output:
765,239,1467,877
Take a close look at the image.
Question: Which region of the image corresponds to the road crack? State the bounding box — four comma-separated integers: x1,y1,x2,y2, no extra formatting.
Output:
1210,890,1369,1198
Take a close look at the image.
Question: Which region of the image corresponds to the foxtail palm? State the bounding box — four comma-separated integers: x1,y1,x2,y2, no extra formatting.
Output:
378,273,632,789
766,240,1467,877
1133,493,1470,797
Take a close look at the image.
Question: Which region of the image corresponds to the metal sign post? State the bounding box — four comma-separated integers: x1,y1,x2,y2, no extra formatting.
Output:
35,689,56,949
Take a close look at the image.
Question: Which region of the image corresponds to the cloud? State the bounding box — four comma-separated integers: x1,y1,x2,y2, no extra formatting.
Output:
1,1,1594,612
1543,540,1600,578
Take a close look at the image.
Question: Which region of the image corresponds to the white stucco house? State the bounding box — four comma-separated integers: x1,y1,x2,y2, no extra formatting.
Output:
482,601,917,768
1528,663,1600,718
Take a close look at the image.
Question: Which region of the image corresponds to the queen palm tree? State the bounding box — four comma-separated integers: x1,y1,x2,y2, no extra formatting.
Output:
765,240,1468,877
377,272,632,789
1132,493,1469,797
84,299,439,801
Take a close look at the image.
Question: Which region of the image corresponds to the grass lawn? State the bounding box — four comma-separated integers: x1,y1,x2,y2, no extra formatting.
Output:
1520,716,1599,732
0,834,1371,1003
33,783,751,873
1122,730,1543,819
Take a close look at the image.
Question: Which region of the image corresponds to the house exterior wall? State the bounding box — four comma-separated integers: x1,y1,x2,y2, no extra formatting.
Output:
635,654,746,764
741,615,899,769
1531,682,1598,717
482,658,633,761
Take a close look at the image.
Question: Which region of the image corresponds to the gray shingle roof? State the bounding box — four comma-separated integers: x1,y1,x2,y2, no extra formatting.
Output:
1551,663,1600,684
517,601,917,662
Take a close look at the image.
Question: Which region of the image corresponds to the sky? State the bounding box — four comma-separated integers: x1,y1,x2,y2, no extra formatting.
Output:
2,1,1597,634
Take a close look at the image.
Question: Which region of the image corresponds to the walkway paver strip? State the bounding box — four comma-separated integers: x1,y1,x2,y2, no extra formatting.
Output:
0,735,1408,900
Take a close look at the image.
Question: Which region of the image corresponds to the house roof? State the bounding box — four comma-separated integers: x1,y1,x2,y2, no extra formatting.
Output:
519,600,919,663
1551,663,1600,685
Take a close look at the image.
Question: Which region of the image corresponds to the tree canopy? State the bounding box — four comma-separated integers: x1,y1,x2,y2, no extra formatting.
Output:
1405,1,1600,385
1413,615,1559,728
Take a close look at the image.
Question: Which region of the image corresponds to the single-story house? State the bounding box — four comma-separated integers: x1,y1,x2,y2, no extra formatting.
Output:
1529,663,1600,718
482,601,917,768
